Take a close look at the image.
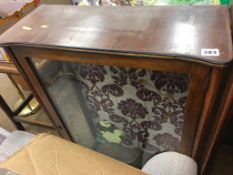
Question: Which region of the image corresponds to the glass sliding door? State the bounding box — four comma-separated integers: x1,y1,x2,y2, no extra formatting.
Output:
30,58,189,168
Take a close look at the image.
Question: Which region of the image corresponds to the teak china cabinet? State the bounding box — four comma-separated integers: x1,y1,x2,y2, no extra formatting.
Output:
0,5,232,170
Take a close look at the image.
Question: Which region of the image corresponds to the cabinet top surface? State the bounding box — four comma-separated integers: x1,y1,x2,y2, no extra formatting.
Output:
0,5,232,65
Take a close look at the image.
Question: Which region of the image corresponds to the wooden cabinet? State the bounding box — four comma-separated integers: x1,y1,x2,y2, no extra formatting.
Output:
200,66,233,174
0,5,232,170
199,5,233,174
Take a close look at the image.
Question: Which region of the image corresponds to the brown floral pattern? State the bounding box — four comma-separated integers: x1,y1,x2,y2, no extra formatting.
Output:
72,63,189,154
79,64,107,84
151,72,189,94
118,99,148,119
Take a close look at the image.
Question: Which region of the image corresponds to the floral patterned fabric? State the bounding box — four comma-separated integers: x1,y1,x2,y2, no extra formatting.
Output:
72,0,216,161
71,63,189,154
35,58,189,166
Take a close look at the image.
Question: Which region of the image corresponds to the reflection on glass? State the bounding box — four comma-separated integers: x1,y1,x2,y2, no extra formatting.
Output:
31,58,189,168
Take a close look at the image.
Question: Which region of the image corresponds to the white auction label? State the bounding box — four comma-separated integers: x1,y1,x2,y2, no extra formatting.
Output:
201,49,219,56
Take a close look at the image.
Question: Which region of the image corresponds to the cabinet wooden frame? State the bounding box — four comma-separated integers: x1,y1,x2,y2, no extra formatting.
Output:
4,45,225,160
199,66,233,175
198,4,233,174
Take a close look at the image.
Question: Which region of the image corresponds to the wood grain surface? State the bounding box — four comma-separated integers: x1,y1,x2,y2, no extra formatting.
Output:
0,5,232,65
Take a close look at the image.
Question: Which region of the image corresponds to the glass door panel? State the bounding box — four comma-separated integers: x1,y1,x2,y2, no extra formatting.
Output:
30,58,189,168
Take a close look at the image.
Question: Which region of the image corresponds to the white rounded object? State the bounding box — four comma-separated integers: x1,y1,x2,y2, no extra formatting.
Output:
142,152,197,175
